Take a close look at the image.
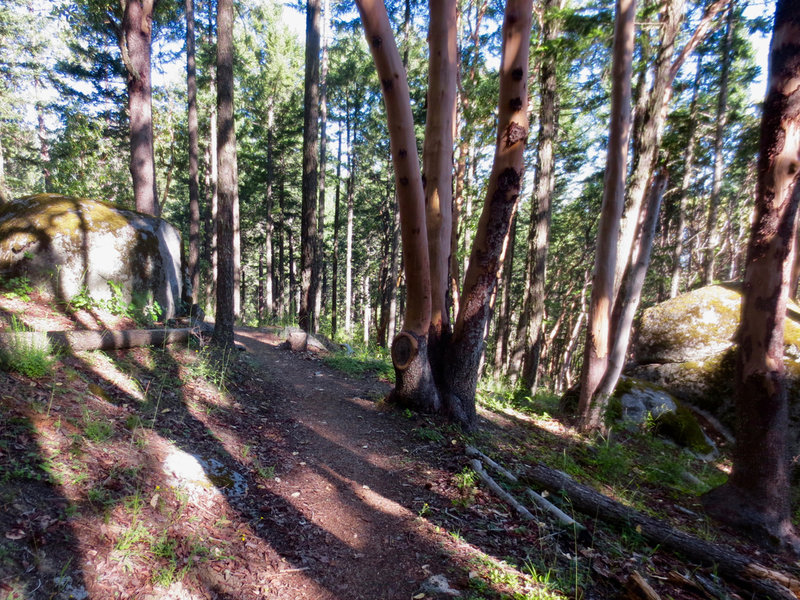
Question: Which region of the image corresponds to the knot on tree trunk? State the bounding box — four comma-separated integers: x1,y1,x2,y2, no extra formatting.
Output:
389,330,441,414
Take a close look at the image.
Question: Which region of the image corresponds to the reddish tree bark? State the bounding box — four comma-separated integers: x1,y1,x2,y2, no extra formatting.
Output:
357,0,533,427
355,0,437,411
422,0,458,374
702,0,800,553
577,0,636,431
443,0,532,425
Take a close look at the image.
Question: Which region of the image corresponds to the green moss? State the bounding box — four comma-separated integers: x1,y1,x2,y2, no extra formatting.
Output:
652,404,714,455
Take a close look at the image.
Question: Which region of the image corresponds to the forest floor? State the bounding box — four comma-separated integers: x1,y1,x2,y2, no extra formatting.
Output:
0,291,799,600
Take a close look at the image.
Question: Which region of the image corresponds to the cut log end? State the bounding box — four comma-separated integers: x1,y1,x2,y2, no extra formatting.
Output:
391,331,419,371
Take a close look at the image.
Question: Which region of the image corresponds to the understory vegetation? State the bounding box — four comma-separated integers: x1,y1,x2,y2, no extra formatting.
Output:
3,290,786,600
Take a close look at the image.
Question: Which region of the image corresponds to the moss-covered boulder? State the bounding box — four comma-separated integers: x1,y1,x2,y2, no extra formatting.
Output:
0,194,184,319
629,283,800,456
611,377,716,455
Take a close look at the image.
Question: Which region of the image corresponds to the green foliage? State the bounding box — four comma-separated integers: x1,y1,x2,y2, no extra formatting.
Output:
588,438,632,483
186,346,235,391
1,276,33,302
323,350,395,382
82,413,114,443
414,427,445,443
68,285,95,311
0,316,55,378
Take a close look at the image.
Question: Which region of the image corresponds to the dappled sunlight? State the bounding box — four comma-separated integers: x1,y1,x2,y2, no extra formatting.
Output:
77,349,147,402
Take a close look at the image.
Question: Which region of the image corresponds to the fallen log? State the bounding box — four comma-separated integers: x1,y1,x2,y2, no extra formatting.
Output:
0,328,192,353
523,463,800,600
470,459,535,521
466,445,585,534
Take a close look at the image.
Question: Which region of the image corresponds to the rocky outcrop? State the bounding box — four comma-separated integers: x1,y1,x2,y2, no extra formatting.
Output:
0,194,184,319
628,284,800,456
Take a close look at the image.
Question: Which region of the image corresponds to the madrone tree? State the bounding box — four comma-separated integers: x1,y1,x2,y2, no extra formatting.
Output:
702,0,800,552
355,0,533,428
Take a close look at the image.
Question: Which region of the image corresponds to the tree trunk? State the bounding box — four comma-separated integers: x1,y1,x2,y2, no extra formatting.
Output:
443,0,533,426
0,127,8,203
35,79,51,192
344,110,355,335
513,0,562,389
265,104,275,319
212,0,237,348
702,1,735,286
0,329,193,354
387,195,401,343
122,0,159,217
451,0,489,320
186,0,201,306
277,173,286,319
615,0,729,300
493,214,515,374
577,0,636,431
422,0,458,377
791,225,800,298
332,127,342,337
363,274,370,345
670,58,702,298
356,0,437,411
596,169,667,400
524,463,800,600
315,0,329,327
613,0,679,300
299,0,321,333
702,0,800,553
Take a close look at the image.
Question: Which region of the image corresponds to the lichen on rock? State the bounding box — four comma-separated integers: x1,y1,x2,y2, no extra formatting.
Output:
0,194,184,319
629,283,800,460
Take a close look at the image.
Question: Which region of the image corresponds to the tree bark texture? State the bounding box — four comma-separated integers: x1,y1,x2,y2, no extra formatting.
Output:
702,0,800,553
0,329,192,354
265,104,275,318
613,0,680,299
596,169,667,400
444,0,533,426
299,0,321,333
315,0,329,326
513,0,561,390
122,0,159,217
355,0,438,412
344,111,355,334
422,0,458,361
332,127,342,337
212,0,237,348
186,0,201,304
577,0,636,431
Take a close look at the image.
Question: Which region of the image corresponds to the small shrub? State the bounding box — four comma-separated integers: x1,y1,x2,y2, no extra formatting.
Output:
68,286,96,311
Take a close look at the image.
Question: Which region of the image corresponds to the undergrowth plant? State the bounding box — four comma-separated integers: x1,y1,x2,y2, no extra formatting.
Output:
0,316,55,378
323,344,394,382
1,275,33,302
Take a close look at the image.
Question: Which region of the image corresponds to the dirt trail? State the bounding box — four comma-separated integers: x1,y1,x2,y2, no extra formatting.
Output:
232,328,465,600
